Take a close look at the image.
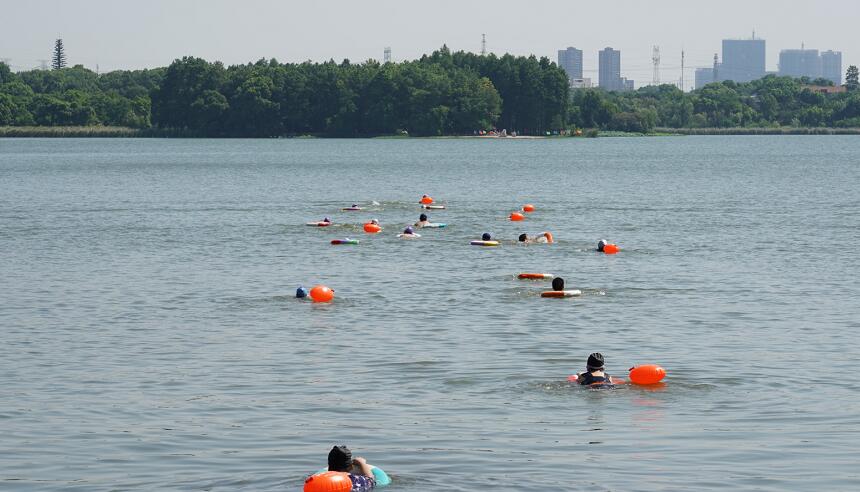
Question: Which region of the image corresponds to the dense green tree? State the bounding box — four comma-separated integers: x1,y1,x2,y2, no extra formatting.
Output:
847,66,859,91
0,93,16,125
3,51,860,135
52,39,67,70
0,62,14,85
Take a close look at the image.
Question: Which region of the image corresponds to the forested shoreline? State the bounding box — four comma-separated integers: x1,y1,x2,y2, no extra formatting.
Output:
1,47,859,137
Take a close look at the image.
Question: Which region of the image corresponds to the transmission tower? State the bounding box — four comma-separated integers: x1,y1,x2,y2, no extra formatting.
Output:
481,34,487,56
651,46,661,85
713,53,719,82
383,47,391,63
37,59,49,70
679,50,685,91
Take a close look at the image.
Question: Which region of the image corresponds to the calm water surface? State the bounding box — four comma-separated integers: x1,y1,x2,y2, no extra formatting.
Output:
1,137,859,491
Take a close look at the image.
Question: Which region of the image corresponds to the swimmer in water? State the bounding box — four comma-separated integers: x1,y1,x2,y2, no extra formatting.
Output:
370,218,379,225
575,352,620,387
597,239,608,252
400,226,420,238
414,213,430,228
551,277,565,291
326,445,377,491
481,232,492,241
518,232,553,244
323,217,332,224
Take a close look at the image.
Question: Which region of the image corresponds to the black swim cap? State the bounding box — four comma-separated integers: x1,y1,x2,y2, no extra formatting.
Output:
587,352,604,369
482,233,491,241
552,277,565,291
597,239,607,252
518,233,527,242
328,445,353,471
419,214,427,221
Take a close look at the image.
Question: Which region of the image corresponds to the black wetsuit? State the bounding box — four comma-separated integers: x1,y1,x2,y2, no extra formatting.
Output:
579,372,613,387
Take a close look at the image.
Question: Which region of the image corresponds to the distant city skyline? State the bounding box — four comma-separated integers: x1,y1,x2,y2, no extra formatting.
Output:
1,0,857,86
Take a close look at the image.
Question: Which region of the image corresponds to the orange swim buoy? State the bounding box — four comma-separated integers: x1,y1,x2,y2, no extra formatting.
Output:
309,285,334,303
603,244,619,254
628,365,666,385
522,204,536,212
363,223,381,234
510,212,525,222
304,471,352,492
420,195,434,205
518,273,553,280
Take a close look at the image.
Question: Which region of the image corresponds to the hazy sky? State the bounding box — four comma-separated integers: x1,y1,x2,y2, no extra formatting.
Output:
2,0,857,86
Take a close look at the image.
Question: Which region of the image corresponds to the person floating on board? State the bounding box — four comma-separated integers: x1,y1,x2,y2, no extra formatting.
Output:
327,445,376,492
518,232,553,244
414,213,430,228
575,352,620,387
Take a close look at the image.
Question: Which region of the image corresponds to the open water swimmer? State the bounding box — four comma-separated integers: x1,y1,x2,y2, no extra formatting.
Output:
540,277,581,298
304,445,388,492
471,232,499,246
570,353,622,388
307,217,333,227
398,226,421,239
518,232,554,244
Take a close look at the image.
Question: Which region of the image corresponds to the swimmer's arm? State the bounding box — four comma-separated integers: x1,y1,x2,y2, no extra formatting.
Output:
353,456,374,478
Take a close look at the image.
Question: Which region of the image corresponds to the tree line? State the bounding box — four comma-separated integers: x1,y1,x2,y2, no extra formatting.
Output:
571,69,860,133
1,49,859,136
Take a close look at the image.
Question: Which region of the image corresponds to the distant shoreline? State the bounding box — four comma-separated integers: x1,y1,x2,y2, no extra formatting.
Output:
2,126,859,138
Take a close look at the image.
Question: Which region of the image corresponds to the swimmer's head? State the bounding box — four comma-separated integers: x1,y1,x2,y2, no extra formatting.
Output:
328,445,353,472
419,214,427,221
552,277,565,291
597,239,608,252
587,352,605,371
295,286,308,298
370,219,379,225
323,217,331,222
404,226,414,234
518,233,528,242
482,233,492,241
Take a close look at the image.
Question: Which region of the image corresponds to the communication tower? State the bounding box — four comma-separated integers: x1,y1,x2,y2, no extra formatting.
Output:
38,59,49,70
481,34,487,56
713,53,719,82
651,46,661,85
383,47,392,63
679,50,685,91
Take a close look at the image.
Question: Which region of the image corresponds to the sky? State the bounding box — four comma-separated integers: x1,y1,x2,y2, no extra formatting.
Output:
1,0,857,87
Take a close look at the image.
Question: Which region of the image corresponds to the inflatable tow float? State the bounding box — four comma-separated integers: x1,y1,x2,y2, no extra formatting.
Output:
567,364,666,386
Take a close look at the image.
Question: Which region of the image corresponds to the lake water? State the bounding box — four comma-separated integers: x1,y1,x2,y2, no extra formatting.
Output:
1,136,859,491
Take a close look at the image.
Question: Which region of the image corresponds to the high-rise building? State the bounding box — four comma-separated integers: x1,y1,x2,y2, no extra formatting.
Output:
599,47,622,91
720,38,766,83
779,49,821,79
695,68,715,89
558,47,583,81
821,51,843,85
